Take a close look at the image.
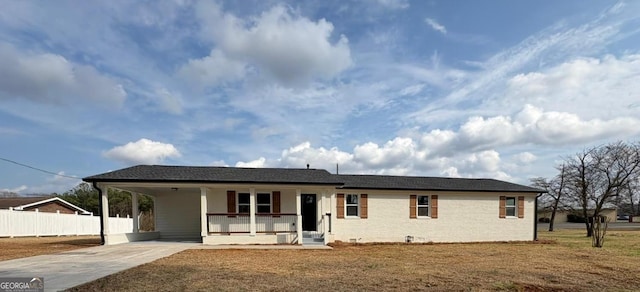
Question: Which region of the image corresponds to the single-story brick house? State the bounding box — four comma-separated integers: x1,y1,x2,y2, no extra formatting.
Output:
83,165,544,245
0,196,91,215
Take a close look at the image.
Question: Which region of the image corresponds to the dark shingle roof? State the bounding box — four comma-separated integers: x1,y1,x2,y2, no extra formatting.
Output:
0,196,52,209
84,165,543,193
337,174,543,193
83,165,343,185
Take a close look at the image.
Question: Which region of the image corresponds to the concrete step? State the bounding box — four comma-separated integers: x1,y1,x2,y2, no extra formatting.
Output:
302,237,324,246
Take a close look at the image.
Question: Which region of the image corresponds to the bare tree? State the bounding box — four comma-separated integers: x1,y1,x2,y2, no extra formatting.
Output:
564,141,640,238
622,179,640,216
531,164,568,232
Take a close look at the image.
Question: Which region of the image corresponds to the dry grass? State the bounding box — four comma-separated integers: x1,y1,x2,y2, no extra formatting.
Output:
0,236,100,261
70,229,640,291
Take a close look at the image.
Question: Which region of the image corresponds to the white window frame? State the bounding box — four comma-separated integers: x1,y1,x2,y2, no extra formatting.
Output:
237,192,272,214
417,195,430,218
345,194,359,218
505,196,517,217
237,193,250,214
256,192,271,214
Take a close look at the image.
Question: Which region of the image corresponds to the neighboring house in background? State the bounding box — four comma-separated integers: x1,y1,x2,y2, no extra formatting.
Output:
83,165,544,246
0,197,91,215
538,207,617,223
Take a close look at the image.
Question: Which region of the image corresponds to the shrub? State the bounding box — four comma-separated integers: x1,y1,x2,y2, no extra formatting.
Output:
567,214,586,223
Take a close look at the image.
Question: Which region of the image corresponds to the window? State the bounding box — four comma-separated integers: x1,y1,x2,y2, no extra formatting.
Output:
505,197,516,217
417,195,430,217
238,193,250,214
237,193,272,214
345,194,359,217
256,193,271,213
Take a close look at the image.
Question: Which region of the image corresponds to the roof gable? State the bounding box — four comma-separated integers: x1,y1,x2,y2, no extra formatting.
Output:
0,196,91,214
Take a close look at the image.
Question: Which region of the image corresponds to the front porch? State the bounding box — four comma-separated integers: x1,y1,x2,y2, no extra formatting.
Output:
96,182,334,246
201,187,332,245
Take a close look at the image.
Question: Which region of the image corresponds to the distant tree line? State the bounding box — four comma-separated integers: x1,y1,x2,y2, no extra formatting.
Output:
58,182,154,217
532,141,640,242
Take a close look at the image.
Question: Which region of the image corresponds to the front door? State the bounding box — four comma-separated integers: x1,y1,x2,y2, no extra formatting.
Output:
301,194,317,231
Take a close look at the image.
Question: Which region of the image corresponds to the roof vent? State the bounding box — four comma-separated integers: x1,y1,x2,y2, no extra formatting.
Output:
306,164,310,169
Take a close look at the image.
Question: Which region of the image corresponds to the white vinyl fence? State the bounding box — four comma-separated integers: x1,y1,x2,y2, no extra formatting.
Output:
0,209,134,237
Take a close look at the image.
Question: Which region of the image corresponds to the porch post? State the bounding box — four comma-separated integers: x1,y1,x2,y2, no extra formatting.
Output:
131,192,139,233
295,189,302,245
249,188,256,236
330,190,336,235
100,184,110,244
200,187,208,239
152,196,157,233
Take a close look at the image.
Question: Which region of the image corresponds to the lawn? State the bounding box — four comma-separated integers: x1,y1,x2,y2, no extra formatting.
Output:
69,229,640,291
0,236,100,261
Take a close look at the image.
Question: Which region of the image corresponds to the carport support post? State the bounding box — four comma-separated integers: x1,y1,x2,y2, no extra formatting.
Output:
100,184,110,244
200,187,208,239
296,189,302,245
249,188,256,236
131,192,139,233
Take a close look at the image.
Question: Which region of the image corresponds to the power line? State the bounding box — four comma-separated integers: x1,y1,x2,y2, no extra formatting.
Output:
0,157,81,180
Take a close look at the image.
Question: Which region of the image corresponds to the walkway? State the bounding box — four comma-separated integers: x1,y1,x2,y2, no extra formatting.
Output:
0,241,195,292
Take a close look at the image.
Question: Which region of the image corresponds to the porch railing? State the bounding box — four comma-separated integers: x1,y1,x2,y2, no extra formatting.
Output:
207,213,297,234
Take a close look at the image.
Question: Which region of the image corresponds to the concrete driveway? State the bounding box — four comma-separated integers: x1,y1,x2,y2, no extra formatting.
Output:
0,241,196,292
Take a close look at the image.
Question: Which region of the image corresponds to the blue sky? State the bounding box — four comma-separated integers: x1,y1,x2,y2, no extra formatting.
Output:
1,0,640,194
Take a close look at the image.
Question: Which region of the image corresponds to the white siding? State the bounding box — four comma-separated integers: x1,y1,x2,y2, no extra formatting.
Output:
155,191,201,239
331,191,536,243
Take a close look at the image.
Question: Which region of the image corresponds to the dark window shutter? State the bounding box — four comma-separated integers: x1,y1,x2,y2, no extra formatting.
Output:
518,196,525,218
337,193,345,219
272,191,281,217
431,195,438,219
272,191,281,213
499,196,506,218
410,195,417,219
227,191,236,217
360,194,368,219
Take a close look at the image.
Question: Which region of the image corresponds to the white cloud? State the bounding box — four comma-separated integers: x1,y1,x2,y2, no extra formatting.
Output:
1,185,27,194
210,160,229,167
279,142,354,170
375,0,409,10
178,49,246,87
235,157,267,168
503,54,640,120
410,5,637,124
155,88,184,115
103,138,181,165
192,3,352,86
257,140,511,180
430,104,640,154
513,152,537,164
353,138,415,170
399,83,425,96
231,102,639,182
4,172,81,195
0,43,126,108
424,18,447,35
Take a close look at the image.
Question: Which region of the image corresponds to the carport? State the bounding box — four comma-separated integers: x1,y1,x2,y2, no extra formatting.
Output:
92,182,204,245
